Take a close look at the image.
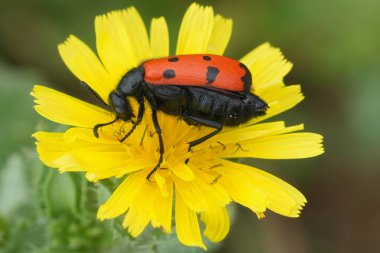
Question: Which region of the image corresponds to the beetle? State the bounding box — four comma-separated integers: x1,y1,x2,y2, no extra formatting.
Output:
90,54,268,179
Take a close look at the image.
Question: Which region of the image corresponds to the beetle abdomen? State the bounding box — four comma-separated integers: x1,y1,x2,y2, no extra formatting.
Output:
185,87,267,126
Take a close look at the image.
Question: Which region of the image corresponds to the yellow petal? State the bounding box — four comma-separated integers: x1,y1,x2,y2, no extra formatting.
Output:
97,171,149,220
95,7,151,86
176,3,214,54
150,17,169,58
218,160,307,217
173,167,230,212
192,167,231,207
122,208,150,237
33,131,80,171
245,85,304,125
201,206,230,242
32,85,113,128
69,143,150,175
63,127,121,145
151,178,173,233
240,42,292,92
217,121,286,145
95,12,135,85
206,15,232,55
122,181,160,237
175,193,206,249
58,35,111,102
119,7,151,63
226,132,324,159
173,176,209,212
167,157,195,181
214,162,269,213
63,127,157,175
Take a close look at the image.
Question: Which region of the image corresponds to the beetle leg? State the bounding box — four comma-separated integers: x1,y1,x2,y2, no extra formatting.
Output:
142,90,165,181
119,97,145,143
183,115,223,148
182,115,223,164
93,118,118,138
146,107,164,181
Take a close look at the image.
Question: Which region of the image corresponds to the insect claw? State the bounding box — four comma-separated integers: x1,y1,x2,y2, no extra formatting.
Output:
146,163,160,181
93,128,100,138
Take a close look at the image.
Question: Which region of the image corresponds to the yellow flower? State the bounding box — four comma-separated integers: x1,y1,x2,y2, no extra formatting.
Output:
32,3,324,249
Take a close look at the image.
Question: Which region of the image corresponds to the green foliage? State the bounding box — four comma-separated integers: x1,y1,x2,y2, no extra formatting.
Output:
0,61,41,164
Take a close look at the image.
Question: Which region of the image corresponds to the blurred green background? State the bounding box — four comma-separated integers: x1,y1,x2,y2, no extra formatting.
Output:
1,0,379,252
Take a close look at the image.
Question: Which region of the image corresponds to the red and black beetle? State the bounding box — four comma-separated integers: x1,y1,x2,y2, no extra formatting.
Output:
90,54,268,179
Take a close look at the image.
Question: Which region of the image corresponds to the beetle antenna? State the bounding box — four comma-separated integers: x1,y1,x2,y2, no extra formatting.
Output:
80,81,110,108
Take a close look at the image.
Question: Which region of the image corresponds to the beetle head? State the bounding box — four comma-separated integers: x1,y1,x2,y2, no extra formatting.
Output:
109,92,135,121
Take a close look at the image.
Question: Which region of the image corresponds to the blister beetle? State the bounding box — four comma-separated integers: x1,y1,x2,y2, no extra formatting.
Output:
90,54,268,179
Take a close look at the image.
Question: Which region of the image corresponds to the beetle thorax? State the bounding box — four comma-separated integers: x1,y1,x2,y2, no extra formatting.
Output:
117,67,145,97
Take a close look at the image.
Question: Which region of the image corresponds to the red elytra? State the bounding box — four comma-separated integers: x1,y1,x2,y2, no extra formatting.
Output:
143,54,248,92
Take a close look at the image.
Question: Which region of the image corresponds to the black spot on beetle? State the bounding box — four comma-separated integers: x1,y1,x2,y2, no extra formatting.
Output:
239,63,252,92
206,66,220,84
168,57,179,62
163,69,176,79
203,55,211,61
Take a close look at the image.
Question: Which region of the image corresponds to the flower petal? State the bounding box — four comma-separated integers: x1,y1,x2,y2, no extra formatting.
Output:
226,131,325,159
239,43,303,123
240,42,293,92
249,84,304,124
176,3,214,54
32,85,113,128
206,15,232,55
213,162,269,213
150,17,169,58
173,176,209,212
65,130,154,175
173,167,230,212
122,208,150,238
122,180,161,237
95,7,151,86
201,206,230,242
119,7,151,63
217,121,286,144
151,177,173,233
175,193,206,249
58,35,111,102
217,160,307,217
97,170,149,220
95,13,135,86
167,157,195,181
33,131,80,171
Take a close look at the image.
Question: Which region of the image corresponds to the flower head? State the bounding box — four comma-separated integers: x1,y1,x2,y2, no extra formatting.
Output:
32,3,324,249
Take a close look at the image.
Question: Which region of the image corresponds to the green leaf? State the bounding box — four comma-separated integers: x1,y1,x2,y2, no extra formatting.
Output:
0,153,29,217
0,60,43,166
44,170,77,216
